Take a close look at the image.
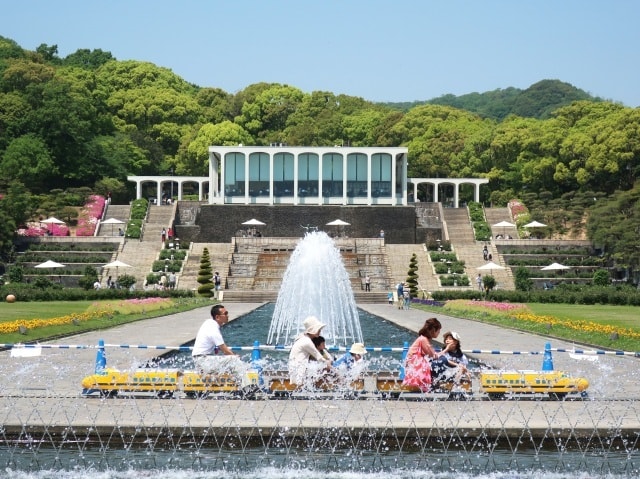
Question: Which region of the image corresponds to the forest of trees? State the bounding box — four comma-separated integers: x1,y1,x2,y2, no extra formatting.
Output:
0,36,638,273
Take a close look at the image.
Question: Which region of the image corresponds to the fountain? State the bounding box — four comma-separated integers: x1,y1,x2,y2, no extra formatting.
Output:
268,231,363,347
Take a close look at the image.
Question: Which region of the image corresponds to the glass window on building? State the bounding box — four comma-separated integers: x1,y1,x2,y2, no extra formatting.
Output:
224,153,245,196
273,152,295,197
347,153,368,197
322,153,343,197
372,153,392,198
298,153,319,197
249,152,270,197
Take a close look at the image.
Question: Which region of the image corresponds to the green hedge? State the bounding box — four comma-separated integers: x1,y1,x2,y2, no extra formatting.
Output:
0,283,194,301
430,284,640,306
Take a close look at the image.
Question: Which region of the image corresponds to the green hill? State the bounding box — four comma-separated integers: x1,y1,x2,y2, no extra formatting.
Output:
380,79,601,120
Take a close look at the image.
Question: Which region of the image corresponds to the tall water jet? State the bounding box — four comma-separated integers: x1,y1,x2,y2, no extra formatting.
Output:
268,231,363,347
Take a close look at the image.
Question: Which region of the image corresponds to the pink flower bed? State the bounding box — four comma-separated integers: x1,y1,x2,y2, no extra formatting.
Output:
465,300,526,312
76,195,106,236
508,199,529,222
17,222,69,237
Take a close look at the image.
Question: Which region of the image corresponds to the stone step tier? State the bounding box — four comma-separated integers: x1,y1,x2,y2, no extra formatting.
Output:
221,290,388,304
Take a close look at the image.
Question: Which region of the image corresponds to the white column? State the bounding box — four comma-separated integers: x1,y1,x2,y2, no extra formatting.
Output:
413,181,418,202
391,155,397,203
212,153,224,205
342,153,347,206
136,181,142,200
367,153,372,206
157,180,162,206
318,155,323,206
401,154,408,206
433,180,439,203
293,152,299,205
453,182,459,208
474,181,480,203
244,154,250,205
269,152,274,205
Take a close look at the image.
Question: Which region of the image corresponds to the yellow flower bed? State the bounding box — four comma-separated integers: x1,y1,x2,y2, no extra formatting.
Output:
512,312,640,340
443,299,640,340
0,310,112,334
0,298,174,335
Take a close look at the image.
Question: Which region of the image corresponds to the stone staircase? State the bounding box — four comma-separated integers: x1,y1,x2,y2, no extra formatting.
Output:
385,243,437,297
142,204,176,245
178,242,234,292
485,207,519,239
442,207,514,290
97,205,131,237
102,240,160,287
95,202,518,294
203,237,392,303
99,204,173,288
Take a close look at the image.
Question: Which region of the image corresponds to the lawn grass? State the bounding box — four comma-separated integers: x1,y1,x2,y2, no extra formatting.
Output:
413,301,640,353
528,303,639,327
0,301,94,321
0,297,214,345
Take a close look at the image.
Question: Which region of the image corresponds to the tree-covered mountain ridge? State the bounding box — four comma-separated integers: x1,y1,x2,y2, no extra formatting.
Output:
378,79,604,121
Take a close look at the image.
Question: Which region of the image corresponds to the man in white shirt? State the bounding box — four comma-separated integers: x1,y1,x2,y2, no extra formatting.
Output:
192,304,247,383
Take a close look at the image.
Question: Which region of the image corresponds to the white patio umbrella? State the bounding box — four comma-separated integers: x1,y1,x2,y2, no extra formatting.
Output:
524,220,547,228
492,221,516,228
325,219,350,226
242,218,266,226
541,262,570,271
101,217,125,236
41,216,65,234
34,260,65,269
326,219,350,238
41,217,65,225
103,260,132,280
34,260,65,281
477,261,505,274
492,220,516,238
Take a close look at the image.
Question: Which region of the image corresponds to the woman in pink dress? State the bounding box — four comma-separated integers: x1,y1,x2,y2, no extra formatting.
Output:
402,317,451,392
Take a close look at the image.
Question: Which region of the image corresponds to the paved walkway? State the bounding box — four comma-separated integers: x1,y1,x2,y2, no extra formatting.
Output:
1,300,637,398
1,301,639,444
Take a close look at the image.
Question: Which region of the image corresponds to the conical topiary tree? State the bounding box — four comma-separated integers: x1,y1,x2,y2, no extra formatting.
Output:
197,248,215,297
406,253,419,297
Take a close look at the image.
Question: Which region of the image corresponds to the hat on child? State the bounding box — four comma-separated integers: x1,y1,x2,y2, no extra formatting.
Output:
349,343,367,355
303,316,326,335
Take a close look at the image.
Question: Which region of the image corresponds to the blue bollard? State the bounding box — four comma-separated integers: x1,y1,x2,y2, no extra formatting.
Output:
95,339,107,374
399,341,409,380
542,342,554,371
251,340,264,387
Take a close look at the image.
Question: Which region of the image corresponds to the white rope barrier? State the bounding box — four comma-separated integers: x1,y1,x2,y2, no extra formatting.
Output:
1,343,639,357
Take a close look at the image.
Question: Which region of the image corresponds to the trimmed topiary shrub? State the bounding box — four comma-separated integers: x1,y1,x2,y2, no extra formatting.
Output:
197,248,214,297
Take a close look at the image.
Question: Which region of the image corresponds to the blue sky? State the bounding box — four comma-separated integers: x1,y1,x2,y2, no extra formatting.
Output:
2,0,639,106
